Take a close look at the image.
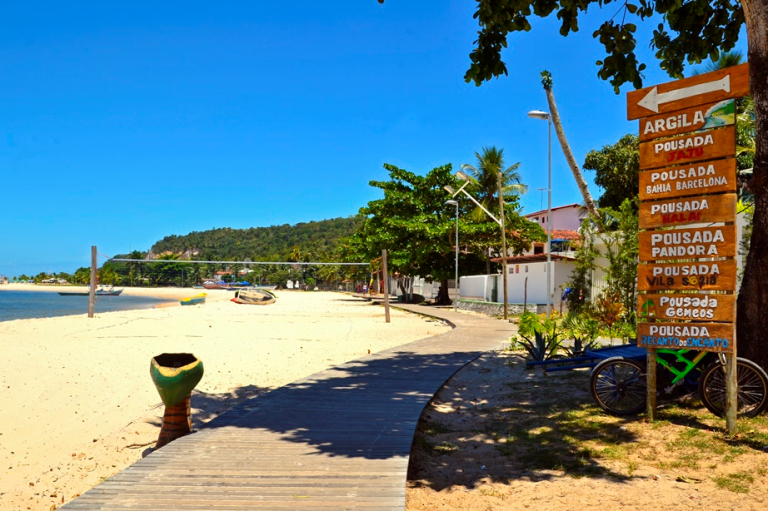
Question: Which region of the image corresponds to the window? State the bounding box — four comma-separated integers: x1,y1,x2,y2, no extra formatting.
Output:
533,244,544,255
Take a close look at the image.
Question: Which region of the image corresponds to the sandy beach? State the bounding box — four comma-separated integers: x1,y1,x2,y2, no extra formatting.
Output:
0,286,449,510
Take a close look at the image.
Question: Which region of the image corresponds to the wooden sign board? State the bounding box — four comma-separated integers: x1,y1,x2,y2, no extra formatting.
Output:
638,260,737,292
638,322,734,353
639,158,737,201
639,225,737,262
639,126,736,170
627,63,749,120
639,193,736,229
637,293,734,322
639,99,735,142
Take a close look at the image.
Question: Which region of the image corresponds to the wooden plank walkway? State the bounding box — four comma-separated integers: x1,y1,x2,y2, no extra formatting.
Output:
66,305,514,510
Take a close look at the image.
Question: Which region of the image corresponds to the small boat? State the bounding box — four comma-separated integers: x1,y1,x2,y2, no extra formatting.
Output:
97,287,123,296
58,286,123,296
202,281,229,289
180,293,206,306
231,288,276,305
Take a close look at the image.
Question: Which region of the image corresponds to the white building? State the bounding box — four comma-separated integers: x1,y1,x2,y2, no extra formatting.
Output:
459,203,586,311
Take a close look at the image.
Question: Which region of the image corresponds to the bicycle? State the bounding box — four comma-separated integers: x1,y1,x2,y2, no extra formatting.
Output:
589,348,768,418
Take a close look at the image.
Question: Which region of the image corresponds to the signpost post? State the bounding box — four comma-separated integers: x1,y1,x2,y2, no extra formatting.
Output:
628,63,749,433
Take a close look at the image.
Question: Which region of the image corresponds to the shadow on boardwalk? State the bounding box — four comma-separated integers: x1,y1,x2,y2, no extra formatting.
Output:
192,348,487,460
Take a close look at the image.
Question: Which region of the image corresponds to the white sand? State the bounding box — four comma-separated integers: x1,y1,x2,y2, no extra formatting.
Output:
0,287,449,510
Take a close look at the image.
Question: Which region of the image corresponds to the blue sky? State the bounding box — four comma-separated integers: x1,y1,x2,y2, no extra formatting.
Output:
0,2,748,277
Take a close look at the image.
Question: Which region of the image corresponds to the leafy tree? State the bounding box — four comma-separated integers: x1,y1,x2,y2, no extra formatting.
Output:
598,198,640,328
583,134,640,211
349,163,486,304
564,221,599,314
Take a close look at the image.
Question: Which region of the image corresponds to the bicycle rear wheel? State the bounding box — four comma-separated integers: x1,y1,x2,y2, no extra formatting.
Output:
590,357,647,415
699,358,768,418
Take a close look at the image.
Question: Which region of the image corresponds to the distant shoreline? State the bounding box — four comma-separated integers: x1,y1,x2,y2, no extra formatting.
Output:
0,285,234,323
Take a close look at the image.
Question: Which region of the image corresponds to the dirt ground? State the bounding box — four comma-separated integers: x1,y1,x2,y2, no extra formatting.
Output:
406,350,768,510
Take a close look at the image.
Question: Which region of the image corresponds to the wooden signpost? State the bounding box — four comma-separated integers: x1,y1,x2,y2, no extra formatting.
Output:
629,64,748,433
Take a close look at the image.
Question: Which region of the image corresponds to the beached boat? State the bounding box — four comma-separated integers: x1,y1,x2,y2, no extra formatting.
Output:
97,287,123,296
180,293,206,306
231,288,276,305
202,281,229,289
58,286,123,296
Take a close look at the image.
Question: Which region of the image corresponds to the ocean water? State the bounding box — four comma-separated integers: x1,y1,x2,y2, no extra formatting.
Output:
0,289,172,322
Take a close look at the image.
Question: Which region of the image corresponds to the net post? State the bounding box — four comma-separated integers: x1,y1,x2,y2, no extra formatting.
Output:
88,246,97,318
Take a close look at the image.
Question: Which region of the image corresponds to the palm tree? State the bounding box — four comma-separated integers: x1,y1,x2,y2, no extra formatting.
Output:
540,71,603,232
461,146,527,221
461,146,527,273
692,50,745,75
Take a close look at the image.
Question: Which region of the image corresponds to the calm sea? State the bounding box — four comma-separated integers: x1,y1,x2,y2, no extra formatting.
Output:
0,290,172,322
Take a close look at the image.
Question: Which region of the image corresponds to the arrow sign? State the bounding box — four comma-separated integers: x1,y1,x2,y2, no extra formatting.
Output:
627,63,749,120
638,76,730,113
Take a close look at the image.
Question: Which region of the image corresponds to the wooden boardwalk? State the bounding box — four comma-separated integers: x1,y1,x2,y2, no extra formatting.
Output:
66,305,514,510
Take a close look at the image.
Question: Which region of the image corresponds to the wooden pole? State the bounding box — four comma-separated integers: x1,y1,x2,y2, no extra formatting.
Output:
497,172,509,320
523,277,528,313
725,309,738,434
646,348,656,420
88,246,97,318
382,249,390,323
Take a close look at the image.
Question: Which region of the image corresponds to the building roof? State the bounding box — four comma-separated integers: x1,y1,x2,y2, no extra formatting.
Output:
551,229,580,241
490,253,576,264
524,203,583,218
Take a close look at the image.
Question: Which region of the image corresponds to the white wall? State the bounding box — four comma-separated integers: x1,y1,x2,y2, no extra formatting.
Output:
460,275,492,300
492,259,575,305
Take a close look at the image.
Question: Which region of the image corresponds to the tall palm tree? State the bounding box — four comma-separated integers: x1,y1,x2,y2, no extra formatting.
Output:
460,146,527,222
692,50,745,75
461,146,527,273
540,71,603,232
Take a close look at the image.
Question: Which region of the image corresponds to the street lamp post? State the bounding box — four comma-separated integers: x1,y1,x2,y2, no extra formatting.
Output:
445,171,509,320
445,199,459,312
528,110,553,318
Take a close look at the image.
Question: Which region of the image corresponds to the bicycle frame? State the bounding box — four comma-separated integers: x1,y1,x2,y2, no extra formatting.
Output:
655,348,709,385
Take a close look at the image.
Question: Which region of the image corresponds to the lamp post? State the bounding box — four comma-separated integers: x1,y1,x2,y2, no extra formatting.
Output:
445,171,509,320
528,109,553,318
445,199,459,312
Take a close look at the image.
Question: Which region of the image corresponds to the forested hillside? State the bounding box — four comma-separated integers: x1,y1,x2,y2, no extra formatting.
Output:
148,216,363,262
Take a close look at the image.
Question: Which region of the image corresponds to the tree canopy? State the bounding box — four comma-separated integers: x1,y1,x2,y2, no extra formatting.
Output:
463,0,745,91
583,134,640,211
347,162,545,303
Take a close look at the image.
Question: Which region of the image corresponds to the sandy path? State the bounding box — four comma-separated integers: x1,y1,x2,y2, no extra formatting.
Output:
0,288,449,510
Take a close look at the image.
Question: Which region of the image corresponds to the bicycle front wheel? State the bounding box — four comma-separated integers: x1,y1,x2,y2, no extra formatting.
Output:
590,357,647,416
699,358,768,418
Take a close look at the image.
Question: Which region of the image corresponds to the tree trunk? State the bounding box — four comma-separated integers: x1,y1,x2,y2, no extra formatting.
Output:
436,279,451,305
543,79,604,232
737,0,768,371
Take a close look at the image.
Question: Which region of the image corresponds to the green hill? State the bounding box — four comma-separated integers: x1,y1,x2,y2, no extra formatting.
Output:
147,216,363,262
